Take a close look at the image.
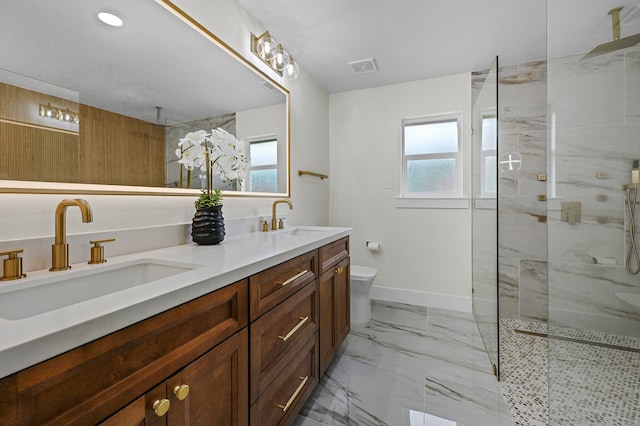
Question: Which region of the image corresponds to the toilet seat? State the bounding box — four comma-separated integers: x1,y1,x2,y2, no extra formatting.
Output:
351,265,377,279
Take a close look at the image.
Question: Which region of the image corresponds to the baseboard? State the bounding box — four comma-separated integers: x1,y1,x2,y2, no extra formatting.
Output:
370,285,472,313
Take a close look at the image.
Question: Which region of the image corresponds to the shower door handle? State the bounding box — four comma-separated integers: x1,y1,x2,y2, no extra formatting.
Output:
526,212,547,223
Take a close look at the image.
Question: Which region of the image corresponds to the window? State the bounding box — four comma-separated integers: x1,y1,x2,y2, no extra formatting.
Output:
248,138,278,193
401,114,462,198
481,114,497,197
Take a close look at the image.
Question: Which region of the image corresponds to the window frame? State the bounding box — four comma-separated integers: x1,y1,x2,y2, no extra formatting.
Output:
401,113,463,199
480,113,497,198
246,136,278,193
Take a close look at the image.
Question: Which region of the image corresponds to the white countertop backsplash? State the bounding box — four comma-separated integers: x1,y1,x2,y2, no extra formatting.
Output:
0,218,351,379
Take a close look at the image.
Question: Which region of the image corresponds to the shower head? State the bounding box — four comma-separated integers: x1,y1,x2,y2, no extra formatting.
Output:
581,7,640,60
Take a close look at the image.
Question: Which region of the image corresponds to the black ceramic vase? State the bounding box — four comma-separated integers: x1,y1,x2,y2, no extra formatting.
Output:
191,205,225,245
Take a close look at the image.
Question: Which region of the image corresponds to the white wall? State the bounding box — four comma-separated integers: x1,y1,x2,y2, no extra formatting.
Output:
329,73,472,309
0,0,330,252
236,103,288,193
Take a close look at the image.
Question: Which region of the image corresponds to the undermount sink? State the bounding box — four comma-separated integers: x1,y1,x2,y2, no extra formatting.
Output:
277,227,330,237
0,259,202,320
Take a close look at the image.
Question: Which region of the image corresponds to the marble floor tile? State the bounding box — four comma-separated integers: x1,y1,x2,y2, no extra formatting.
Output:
293,301,512,426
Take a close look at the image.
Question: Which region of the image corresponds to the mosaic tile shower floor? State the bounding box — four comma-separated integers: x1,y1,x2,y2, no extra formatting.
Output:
500,318,640,426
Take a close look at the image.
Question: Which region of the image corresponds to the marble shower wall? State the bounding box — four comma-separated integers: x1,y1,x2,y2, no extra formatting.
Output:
494,60,549,324
485,50,640,338
548,50,640,337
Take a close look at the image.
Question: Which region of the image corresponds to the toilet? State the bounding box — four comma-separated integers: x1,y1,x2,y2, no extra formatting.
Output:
350,265,378,324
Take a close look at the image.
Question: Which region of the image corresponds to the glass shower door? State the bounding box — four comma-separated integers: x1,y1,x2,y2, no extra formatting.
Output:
547,4,640,423
472,58,499,378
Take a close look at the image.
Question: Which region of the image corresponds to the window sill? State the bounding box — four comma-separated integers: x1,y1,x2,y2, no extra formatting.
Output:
395,197,470,209
473,198,496,210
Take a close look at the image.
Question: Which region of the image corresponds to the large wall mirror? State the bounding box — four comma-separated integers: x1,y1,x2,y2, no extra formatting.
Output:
0,0,289,196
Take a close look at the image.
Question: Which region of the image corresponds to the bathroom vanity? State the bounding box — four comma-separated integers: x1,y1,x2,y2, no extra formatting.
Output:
0,227,350,425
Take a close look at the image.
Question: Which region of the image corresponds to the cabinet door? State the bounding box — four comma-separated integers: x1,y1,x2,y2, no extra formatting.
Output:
167,328,249,426
99,383,166,426
319,257,350,376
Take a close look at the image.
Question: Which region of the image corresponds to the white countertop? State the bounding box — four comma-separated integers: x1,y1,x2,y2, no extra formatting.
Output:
0,226,351,379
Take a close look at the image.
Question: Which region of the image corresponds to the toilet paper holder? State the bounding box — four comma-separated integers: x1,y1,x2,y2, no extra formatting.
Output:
366,241,380,251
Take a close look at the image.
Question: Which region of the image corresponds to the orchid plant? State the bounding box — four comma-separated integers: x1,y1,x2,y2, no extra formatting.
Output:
176,128,248,208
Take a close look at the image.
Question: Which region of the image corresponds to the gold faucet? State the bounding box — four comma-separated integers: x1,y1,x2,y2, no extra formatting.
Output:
51,199,93,271
271,199,293,230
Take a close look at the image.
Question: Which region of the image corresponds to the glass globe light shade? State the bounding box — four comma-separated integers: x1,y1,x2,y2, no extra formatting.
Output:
270,45,290,72
284,57,300,80
255,32,277,60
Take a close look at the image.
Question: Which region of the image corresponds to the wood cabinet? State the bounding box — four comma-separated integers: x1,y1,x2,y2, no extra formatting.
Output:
249,250,317,321
0,280,248,425
249,281,318,403
318,238,351,376
249,333,319,426
0,236,350,426
101,329,249,426
249,251,320,426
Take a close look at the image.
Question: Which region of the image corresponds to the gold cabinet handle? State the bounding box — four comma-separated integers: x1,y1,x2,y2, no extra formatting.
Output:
276,376,309,413
152,398,171,417
280,270,308,287
334,266,344,274
173,384,190,401
277,316,309,342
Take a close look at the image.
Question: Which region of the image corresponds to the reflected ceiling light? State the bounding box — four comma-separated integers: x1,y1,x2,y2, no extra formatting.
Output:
251,31,298,80
98,12,124,27
39,103,80,124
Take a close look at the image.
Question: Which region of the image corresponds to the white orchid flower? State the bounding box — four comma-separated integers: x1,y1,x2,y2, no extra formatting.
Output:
178,127,248,187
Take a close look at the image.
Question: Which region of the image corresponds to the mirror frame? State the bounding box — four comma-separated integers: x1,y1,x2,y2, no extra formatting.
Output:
0,0,290,198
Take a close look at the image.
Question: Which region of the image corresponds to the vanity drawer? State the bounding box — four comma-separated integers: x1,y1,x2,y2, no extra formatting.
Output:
250,280,318,403
318,236,349,273
4,279,248,426
250,250,318,321
250,332,319,426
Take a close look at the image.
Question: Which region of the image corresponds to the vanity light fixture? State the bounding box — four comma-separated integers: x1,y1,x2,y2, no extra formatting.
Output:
251,31,298,80
39,103,80,124
97,11,124,27
284,56,300,80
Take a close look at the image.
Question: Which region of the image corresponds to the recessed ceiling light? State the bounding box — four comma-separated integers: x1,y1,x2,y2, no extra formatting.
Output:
97,12,124,27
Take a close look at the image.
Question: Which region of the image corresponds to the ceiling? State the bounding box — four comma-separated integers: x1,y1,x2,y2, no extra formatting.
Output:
239,0,640,93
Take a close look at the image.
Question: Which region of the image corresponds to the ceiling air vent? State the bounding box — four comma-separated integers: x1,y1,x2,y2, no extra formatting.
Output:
348,58,378,75
259,80,277,91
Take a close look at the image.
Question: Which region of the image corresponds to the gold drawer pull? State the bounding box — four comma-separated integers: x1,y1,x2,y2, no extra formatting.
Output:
276,376,309,413
173,384,190,400
280,270,308,286
152,398,171,416
334,266,344,274
278,316,309,342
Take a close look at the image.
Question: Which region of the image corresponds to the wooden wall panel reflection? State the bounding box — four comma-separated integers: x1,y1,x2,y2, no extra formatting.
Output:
0,82,165,187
